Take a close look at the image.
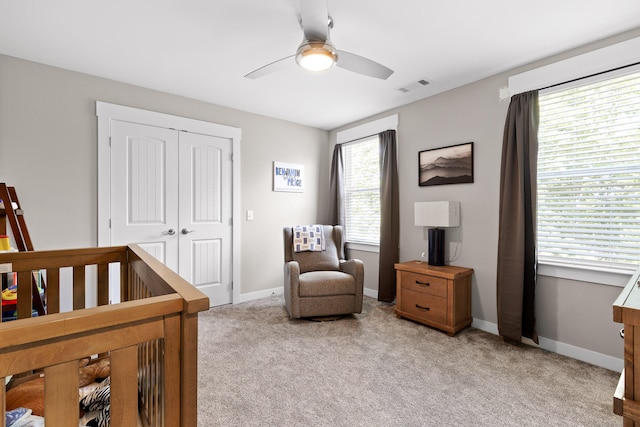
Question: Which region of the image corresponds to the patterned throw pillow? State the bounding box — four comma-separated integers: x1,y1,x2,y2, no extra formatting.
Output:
293,225,325,252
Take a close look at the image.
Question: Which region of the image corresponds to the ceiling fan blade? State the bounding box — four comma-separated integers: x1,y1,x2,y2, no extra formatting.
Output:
244,55,295,79
335,50,394,80
300,0,329,42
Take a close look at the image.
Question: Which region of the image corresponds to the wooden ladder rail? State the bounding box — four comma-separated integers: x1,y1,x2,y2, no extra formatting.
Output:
0,183,33,251
0,183,46,317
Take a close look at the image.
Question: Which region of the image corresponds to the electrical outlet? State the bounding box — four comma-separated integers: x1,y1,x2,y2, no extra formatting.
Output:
0,263,12,274
246,210,254,221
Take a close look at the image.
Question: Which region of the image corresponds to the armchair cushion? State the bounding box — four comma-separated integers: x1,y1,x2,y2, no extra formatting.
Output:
299,271,356,297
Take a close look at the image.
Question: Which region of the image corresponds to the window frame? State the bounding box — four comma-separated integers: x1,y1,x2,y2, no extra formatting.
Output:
508,37,640,286
342,135,381,246
336,114,398,250
536,66,640,286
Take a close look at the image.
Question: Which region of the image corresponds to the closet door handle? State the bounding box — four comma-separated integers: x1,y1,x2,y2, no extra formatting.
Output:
181,228,195,235
164,228,176,235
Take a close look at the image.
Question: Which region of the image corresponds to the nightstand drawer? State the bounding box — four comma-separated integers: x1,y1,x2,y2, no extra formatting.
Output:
400,271,447,298
400,289,447,324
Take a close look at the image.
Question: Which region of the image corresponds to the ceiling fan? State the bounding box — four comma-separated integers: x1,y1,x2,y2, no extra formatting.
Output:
244,0,393,80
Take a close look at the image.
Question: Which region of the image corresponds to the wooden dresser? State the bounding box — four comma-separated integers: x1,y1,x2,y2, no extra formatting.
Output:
394,261,473,336
613,266,640,424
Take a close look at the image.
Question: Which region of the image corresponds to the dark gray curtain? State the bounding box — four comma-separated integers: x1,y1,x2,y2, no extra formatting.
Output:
497,90,539,344
329,144,345,227
378,130,399,303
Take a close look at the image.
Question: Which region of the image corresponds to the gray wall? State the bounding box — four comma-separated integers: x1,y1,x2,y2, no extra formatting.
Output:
331,29,640,365
346,249,379,294
0,54,329,297
2,27,638,366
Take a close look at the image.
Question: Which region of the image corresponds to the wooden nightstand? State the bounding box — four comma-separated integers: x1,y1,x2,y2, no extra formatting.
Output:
394,261,473,336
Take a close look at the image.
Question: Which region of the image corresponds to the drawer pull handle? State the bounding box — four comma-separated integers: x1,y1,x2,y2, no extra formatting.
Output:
416,304,430,312
416,281,430,287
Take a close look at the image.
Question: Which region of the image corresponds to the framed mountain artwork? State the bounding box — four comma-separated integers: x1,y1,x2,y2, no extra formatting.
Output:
418,142,474,187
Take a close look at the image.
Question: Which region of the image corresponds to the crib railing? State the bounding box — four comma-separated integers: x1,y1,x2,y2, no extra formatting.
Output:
0,244,209,426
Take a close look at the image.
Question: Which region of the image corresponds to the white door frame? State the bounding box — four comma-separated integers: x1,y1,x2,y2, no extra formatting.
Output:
96,101,241,305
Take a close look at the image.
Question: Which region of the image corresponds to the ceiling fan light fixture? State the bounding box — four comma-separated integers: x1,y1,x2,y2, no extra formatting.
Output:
295,42,337,72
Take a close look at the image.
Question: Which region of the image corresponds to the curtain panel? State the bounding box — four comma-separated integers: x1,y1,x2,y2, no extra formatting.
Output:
496,90,539,344
329,144,345,227
378,130,399,302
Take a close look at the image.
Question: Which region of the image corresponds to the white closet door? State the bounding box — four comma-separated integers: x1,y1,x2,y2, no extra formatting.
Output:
178,131,233,306
110,120,179,271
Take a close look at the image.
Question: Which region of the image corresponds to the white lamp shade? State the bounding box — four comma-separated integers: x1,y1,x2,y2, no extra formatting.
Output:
414,201,460,227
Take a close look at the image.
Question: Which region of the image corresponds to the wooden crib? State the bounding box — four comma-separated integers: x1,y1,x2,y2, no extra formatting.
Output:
0,244,209,426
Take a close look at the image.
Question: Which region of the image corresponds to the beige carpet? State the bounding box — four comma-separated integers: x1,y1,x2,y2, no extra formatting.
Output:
197,296,620,426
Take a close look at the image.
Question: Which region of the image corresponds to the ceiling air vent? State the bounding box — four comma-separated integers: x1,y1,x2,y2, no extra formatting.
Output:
397,79,431,93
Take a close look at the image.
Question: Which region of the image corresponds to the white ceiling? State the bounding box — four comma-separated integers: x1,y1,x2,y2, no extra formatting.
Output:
2,1,640,130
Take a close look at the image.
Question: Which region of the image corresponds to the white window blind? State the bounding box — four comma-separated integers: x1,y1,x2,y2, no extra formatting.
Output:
537,69,640,271
343,136,380,244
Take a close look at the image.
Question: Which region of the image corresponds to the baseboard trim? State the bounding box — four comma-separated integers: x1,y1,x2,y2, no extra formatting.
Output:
472,319,623,372
363,287,378,299
238,286,283,303
471,318,499,335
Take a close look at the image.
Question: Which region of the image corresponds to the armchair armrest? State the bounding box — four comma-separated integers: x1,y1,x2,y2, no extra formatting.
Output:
340,259,364,287
284,261,301,318
284,261,300,289
339,259,363,279
340,259,364,313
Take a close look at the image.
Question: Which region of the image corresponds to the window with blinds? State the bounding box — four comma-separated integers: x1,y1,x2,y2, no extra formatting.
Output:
343,136,380,244
537,69,640,271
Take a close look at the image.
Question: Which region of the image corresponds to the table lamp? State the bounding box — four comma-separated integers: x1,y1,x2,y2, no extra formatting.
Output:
414,201,460,266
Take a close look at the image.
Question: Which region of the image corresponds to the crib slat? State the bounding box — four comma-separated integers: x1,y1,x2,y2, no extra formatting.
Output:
97,263,109,306
16,271,31,319
121,258,129,304
138,341,150,424
164,313,181,426
73,265,85,309
45,361,79,427
1,380,6,427
46,267,60,314
111,345,139,426
181,312,200,426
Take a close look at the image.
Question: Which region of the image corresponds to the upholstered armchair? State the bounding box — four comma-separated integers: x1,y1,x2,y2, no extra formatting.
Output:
283,225,364,319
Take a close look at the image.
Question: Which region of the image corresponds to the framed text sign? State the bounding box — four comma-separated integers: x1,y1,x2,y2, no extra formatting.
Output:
273,161,304,192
